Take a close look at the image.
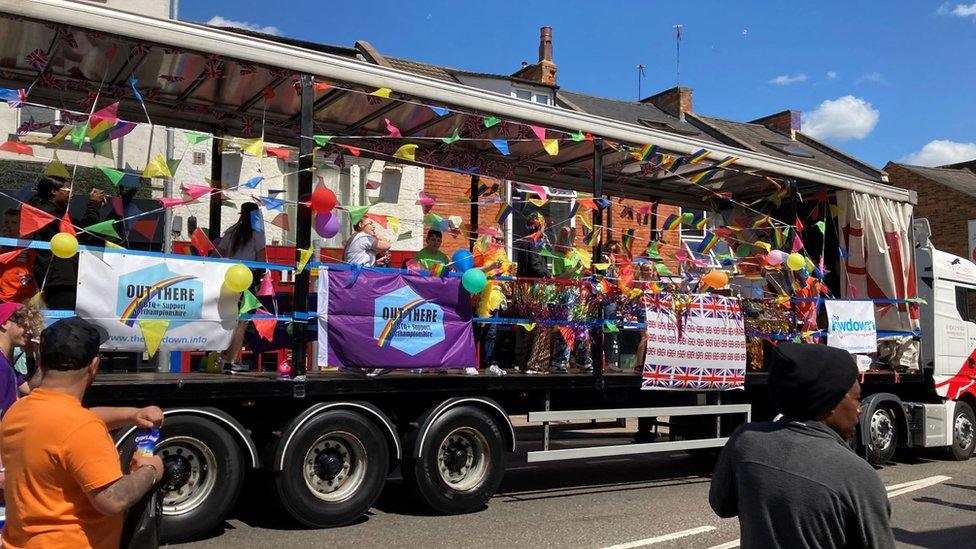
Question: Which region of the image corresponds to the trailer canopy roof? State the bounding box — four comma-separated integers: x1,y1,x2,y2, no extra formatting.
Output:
0,0,914,208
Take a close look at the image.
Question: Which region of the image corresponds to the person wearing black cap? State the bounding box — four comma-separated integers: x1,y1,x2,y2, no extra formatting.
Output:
0,317,165,549
709,343,895,549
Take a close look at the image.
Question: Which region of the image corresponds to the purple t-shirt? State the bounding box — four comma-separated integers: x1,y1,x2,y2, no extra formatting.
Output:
0,351,25,417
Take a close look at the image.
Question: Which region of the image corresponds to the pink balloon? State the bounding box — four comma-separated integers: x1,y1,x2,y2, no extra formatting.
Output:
767,250,787,266
314,213,340,238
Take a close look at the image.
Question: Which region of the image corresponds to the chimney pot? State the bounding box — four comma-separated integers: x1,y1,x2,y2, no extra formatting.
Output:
539,26,553,63
641,86,693,120
749,110,801,138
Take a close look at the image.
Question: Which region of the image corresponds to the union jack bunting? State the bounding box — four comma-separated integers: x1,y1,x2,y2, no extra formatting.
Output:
641,294,746,391
159,74,185,83
128,43,150,58
269,67,290,78
238,63,258,76
241,116,255,136
56,27,78,49
37,73,65,90
25,49,48,71
365,95,382,105
203,59,222,79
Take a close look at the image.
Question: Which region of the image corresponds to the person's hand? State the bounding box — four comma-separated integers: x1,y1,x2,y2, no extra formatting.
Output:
130,454,165,484
89,188,108,206
133,406,164,429
489,260,503,271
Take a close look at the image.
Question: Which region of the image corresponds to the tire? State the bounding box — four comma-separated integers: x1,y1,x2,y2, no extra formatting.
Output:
947,402,976,461
118,415,245,544
865,407,898,465
403,406,505,514
273,410,389,527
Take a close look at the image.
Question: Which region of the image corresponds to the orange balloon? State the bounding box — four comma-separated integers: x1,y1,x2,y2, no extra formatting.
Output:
701,270,729,289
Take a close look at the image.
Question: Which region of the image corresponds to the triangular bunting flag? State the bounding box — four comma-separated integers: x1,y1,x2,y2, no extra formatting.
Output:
142,154,171,178
542,138,559,156
239,290,261,315
297,247,314,273
138,319,169,357
131,219,157,240
347,206,369,226
252,315,277,341
369,87,392,98
59,213,76,236
441,129,460,144
97,165,125,186
490,139,509,155
393,144,418,162
270,213,290,231
19,204,56,236
0,140,33,156
158,197,185,208
241,138,264,157
313,135,333,147
185,131,210,145
483,116,500,128
257,271,275,297
191,227,215,255
529,125,546,141
44,154,70,179
85,220,120,239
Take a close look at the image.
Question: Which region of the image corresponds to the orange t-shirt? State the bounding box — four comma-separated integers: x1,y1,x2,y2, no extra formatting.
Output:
1,389,124,549
0,249,35,303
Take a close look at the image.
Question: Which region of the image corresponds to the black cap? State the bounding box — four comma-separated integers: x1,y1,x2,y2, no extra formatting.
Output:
768,343,858,420
40,316,108,371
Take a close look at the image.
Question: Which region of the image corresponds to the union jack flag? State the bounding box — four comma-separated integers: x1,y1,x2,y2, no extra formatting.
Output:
366,95,382,105
79,91,98,108
238,63,257,76
159,74,185,83
38,73,65,90
269,67,290,78
16,117,45,135
203,59,222,79
128,43,149,58
25,49,48,71
143,87,160,101
56,27,78,48
241,116,255,136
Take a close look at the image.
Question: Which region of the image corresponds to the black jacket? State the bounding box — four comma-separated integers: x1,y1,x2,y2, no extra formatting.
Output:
709,420,895,549
31,198,102,289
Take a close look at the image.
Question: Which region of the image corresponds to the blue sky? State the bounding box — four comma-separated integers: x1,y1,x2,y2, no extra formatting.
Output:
182,1,976,168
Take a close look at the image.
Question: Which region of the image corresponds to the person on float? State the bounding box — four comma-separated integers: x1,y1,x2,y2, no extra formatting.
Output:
550,226,590,373
471,224,510,377
514,212,551,374
342,217,390,267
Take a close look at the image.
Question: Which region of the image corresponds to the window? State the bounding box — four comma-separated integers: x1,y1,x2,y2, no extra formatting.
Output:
681,211,731,267
510,184,573,267
761,140,815,158
18,104,58,134
512,87,552,106
284,164,351,249
192,151,206,165
955,286,976,322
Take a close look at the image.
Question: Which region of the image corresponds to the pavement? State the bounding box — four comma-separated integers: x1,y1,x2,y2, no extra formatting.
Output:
172,422,976,549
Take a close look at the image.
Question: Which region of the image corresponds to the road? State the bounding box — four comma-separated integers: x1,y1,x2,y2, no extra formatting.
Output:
173,422,976,549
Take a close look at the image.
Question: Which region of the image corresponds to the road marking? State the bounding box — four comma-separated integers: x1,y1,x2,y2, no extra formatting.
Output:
886,475,951,498
602,526,716,549
706,541,740,549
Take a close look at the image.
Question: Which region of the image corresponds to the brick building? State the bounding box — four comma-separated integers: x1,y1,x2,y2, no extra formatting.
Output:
885,160,976,260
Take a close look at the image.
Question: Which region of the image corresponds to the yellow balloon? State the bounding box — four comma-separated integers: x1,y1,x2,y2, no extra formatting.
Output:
787,252,806,271
50,232,78,259
224,264,253,293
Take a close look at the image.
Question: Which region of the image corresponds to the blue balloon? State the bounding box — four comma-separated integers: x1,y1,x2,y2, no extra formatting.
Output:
452,249,474,271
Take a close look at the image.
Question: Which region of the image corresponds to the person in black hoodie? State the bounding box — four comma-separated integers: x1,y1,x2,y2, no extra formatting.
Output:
29,177,107,310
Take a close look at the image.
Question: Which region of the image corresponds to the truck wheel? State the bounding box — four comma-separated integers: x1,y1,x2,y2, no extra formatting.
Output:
274,410,389,527
947,402,976,461
866,407,898,465
403,406,504,514
119,415,244,543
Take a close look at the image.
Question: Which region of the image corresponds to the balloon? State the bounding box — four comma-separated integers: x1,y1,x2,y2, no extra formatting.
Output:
452,249,474,272
314,213,340,238
224,264,253,292
701,270,729,289
277,359,292,379
786,252,805,271
310,187,337,214
461,268,487,293
767,250,786,266
50,232,78,259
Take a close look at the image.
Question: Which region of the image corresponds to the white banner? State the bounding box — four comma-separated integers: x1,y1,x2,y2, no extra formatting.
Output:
317,267,329,367
76,251,238,351
826,300,877,354
642,294,746,391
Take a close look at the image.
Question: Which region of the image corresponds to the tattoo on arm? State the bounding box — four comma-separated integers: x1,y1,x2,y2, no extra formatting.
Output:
96,466,156,513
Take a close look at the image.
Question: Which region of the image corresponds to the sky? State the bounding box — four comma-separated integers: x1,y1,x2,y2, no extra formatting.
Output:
181,1,976,168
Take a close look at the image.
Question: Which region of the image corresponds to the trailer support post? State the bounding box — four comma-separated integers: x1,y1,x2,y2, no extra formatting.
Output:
208,133,222,240
591,140,605,383
469,175,479,251
291,74,315,377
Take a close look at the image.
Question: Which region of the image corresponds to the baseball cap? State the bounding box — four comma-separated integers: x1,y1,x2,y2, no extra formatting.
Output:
40,316,108,371
0,302,23,325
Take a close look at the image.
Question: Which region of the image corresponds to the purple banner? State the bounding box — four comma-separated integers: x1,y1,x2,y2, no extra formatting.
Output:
318,269,477,369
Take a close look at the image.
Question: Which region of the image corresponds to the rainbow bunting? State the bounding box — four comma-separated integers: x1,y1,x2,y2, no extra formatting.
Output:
657,154,675,171
622,228,635,252
667,155,688,173
631,144,659,162
495,203,513,224
688,148,711,164
662,214,682,231
692,212,707,230
696,232,720,254
716,155,738,168
583,229,600,247
689,168,719,185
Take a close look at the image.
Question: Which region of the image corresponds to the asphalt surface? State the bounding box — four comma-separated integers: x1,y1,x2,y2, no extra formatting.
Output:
172,422,976,549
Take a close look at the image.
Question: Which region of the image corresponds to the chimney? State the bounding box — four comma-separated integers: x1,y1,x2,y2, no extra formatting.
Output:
511,26,557,85
749,110,801,139
641,86,693,120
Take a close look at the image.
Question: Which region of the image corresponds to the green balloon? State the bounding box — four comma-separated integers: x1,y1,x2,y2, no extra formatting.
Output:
461,268,487,293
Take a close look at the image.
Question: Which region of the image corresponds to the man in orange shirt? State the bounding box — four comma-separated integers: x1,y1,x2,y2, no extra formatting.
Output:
1,317,164,549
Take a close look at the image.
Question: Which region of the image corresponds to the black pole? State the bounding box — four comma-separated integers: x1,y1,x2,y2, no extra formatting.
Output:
291,74,315,378
591,139,604,384
208,133,222,240
469,175,480,252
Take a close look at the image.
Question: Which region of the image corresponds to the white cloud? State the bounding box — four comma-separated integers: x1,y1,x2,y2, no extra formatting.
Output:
768,73,807,85
826,71,839,80
937,2,976,17
802,95,879,141
901,140,976,166
205,16,280,36
855,72,886,84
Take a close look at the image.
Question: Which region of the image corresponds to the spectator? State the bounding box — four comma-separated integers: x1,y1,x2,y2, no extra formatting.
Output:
29,177,107,310
414,229,449,271
1,317,165,549
0,302,40,415
215,202,266,372
342,217,390,267
514,212,551,374
709,343,894,549
0,208,36,303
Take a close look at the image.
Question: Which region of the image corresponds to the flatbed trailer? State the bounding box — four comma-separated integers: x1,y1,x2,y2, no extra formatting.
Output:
1,0,973,544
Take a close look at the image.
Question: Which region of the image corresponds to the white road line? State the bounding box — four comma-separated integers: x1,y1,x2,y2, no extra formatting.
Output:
886,475,951,498
601,526,716,549
706,541,740,549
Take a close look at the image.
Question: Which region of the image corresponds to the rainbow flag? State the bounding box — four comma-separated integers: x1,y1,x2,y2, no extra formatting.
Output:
662,214,682,231
691,212,707,230
631,144,659,162
583,229,600,247
667,155,688,173
688,148,711,164
657,154,675,171
696,232,720,254
495,203,513,224
89,119,137,143
715,155,738,168
622,228,635,252
689,168,719,185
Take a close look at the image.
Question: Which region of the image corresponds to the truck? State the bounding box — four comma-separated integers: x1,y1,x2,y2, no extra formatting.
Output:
0,0,973,543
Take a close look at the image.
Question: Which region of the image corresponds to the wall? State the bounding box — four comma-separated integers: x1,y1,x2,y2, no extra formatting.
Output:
886,163,976,259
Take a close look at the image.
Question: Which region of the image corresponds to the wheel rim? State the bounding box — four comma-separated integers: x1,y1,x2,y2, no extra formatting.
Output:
159,436,219,515
436,427,490,492
954,414,974,452
303,431,368,502
870,409,894,451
